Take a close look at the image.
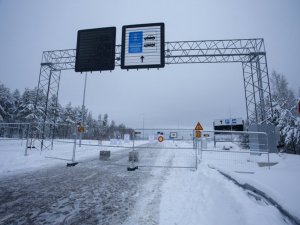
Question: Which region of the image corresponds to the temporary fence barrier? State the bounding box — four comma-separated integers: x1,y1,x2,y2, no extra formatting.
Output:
0,123,30,156
196,130,270,170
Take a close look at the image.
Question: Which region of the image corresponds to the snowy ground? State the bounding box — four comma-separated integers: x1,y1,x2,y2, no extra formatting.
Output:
0,139,146,177
159,164,292,225
213,153,300,223
0,138,299,225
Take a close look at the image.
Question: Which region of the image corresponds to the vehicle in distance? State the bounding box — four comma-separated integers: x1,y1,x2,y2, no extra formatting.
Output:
144,35,155,40
144,43,155,47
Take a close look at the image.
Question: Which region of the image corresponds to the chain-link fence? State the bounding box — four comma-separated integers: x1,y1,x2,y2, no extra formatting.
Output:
46,128,198,169
196,130,270,170
0,123,271,170
0,123,30,156
117,128,197,169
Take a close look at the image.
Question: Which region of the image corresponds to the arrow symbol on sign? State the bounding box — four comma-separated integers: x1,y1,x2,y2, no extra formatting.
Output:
140,56,144,63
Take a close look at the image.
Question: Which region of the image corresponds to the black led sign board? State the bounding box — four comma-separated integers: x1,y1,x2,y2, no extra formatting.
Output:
75,27,116,72
121,23,165,70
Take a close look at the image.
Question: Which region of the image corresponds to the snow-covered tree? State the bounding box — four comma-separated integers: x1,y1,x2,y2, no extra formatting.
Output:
0,83,13,122
11,89,21,122
270,71,300,154
18,88,38,122
0,83,132,140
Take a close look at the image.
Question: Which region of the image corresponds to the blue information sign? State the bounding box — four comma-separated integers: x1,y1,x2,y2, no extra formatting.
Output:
128,31,143,53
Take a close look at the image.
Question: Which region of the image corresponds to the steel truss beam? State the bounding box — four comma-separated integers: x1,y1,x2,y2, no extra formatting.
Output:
33,64,61,150
34,38,273,149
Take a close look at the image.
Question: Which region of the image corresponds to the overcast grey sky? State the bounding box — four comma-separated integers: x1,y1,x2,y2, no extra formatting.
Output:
0,0,299,129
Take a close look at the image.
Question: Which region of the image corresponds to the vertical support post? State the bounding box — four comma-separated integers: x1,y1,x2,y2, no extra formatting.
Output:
195,140,198,170
51,70,62,150
29,123,33,149
131,130,136,168
256,56,266,123
250,62,259,123
79,72,88,147
31,63,44,149
41,69,53,151
142,113,145,140
133,131,135,152
266,132,270,170
51,126,54,150
200,137,203,161
72,130,77,163
242,63,250,123
214,132,216,148
24,124,29,156
194,130,198,170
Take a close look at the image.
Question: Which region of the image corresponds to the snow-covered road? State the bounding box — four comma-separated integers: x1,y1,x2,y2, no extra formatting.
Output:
0,140,297,225
0,148,150,225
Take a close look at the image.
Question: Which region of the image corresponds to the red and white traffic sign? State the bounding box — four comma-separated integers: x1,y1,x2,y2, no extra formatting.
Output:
158,135,164,142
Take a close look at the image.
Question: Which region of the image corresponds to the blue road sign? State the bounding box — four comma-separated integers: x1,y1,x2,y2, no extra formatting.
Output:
225,119,230,125
128,31,143,53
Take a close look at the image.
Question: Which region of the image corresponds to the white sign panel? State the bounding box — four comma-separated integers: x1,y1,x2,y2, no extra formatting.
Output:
170,132,177,138
121,23,165,69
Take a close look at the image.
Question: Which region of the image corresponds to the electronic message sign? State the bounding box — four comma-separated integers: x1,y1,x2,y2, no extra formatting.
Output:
75,27,116,72
121,23,165,69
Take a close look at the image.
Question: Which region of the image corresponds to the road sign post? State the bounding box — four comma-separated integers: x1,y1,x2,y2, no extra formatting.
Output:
195,122,203,160
194,122,203,137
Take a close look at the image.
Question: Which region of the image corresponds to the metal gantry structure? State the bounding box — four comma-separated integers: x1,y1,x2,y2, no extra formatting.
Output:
34,38,272,150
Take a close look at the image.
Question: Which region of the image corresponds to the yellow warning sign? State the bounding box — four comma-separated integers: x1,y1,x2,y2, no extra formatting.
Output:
78,126,85,133
195,131,201,138
195,122,203,131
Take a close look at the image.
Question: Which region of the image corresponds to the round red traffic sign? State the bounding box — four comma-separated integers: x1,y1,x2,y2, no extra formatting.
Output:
158,135,164,142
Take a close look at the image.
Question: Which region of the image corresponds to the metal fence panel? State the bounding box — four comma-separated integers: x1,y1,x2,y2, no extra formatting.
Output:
197,130,270,170
0,123,30,156
107,129,197,169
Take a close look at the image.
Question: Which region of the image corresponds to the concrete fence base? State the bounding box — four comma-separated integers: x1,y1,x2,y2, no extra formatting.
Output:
99,151,111,161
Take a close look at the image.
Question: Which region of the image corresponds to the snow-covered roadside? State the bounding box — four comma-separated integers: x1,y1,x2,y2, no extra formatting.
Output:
213,153,300,222
159,164,291,225
0,139,145,177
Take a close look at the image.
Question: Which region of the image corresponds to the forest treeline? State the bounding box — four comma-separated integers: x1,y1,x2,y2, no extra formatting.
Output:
0,84,133,140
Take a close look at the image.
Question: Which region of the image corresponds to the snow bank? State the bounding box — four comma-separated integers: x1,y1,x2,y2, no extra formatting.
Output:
214,153,300,221
159,164,289,225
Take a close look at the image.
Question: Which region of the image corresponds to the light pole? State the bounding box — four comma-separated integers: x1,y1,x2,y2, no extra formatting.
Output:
79,72,88,147
142,113,145,140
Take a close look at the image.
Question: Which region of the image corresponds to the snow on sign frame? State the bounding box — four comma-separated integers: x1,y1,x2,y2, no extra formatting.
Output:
121,23,165,69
